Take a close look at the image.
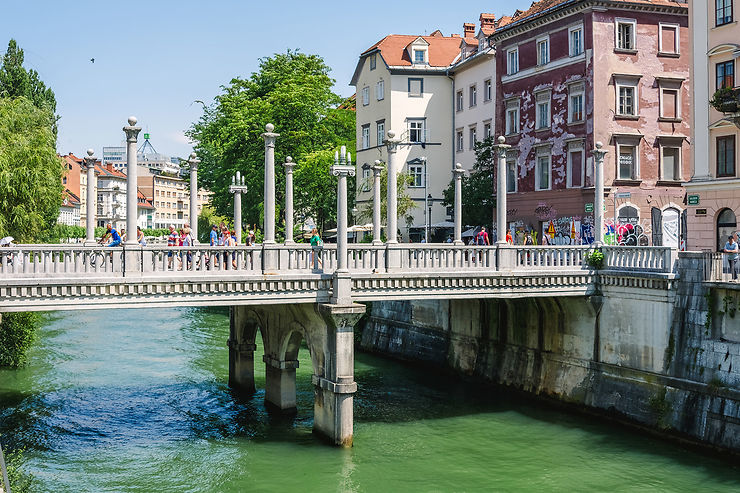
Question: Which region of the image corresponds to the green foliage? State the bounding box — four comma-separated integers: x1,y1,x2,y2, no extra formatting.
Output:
586,250,604,269
442,137,496,229
197,205,228,244
355,166,416,231
0,97,64,242
0,40,57,120
3,442,33,493
187,50,355,230
709,87,738,113
39,224,86,242
0,312,39,368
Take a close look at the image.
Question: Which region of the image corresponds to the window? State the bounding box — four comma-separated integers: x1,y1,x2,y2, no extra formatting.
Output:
408,119,425,142
536,147,551,190
717,135,736,177
63,177,67,184
362,87,369,106
505,99,520,135
361,124,370,149
506,156,517,192
456,90,464,111
716,60,735,90
376,121,385,146
469,125,477,149
537,37,549,65
661,146,681,181
569,26,583,56
660,88,679,119
568,82,584,123
567,141,584,188
484,121,492,139
470,85,477,107
369,54,377,70
413,49,426,64
376,80,384,100
659,24,679,54
484,79,492,101
717,0,733,26
507,48,519,75
408,78,423,97
409,164,424,187
456,130,464,151
617,144,637,180
536,91,551,129
617,85,637,116
616,19,636,51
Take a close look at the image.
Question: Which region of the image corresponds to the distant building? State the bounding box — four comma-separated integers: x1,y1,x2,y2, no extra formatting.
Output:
57,189,81,226
138,169,212,229
103,133,181,175
95,163,128,230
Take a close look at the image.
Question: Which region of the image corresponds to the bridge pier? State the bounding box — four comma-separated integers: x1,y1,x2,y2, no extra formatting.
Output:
263,355,298,412
228,308,258,394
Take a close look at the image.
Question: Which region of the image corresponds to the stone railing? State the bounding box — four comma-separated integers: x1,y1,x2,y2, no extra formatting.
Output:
704,252,740,283
0,244,680,278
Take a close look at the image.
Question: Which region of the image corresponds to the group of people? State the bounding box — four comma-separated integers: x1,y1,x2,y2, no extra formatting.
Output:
99,223,147,247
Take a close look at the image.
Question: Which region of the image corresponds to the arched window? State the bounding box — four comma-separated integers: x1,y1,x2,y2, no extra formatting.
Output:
662,208,680,248
616,205,644,245
717,208,737,251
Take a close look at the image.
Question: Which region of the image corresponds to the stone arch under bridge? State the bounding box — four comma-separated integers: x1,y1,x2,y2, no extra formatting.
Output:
227,302,365,447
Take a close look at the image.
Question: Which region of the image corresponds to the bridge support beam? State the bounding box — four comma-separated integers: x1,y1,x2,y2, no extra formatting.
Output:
264,355,298,412
228,307,258,394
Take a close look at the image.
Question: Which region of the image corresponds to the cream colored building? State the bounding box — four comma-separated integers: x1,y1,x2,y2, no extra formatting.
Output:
686,0,740,251
138,167,212,229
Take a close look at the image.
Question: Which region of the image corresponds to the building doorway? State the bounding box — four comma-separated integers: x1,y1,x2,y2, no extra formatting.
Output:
717,208,737,251
661,208,680,248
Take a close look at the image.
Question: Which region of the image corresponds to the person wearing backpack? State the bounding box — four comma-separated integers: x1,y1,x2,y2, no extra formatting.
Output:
476,227,490,246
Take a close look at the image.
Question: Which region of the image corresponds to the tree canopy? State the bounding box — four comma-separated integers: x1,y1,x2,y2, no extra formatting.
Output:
355,167,416,228
187,51,355,234
442,137,496,229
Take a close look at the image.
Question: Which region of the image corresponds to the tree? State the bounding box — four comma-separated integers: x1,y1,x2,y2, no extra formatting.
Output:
187,51,355,231
0,97,64,241
442,136,496,229
355,167,417,229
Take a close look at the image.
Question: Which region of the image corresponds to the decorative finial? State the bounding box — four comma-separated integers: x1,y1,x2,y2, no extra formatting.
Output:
189,152,197,160
374,159,381,165
497,136,506,144
232,175,236,185
455,162,462,170
347,152,351,165
334,150,339,165
241,175,245,185
340,145,346,161
236,171,241,183
265,123,274,132
286,156,292,163
87,149,94,157
596,141,603,149
387,130,396,139
128,116,137,126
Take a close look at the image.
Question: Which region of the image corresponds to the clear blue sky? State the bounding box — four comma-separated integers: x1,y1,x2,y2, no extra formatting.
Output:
1,0,530,158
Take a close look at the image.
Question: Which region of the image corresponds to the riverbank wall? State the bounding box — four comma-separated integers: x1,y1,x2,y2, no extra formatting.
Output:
358,253,740,452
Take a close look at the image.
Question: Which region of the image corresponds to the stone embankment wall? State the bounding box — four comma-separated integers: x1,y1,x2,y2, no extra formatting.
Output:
359,254,740,452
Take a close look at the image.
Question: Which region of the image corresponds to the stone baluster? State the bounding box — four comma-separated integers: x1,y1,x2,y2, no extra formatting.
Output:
592,142,608,246
83,149,97,245
283,156,295,244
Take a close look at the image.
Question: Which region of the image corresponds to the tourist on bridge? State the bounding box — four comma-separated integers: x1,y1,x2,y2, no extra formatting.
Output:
506,230,513,244
99,223,122,247
310,228,323,269
137,227,146,246
723,233,739,280
182,226,194,269
210,225,218,246
476,227,490,246
167,225,178,269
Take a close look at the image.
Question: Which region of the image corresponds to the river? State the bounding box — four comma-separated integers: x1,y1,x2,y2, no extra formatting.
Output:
0,308,738,492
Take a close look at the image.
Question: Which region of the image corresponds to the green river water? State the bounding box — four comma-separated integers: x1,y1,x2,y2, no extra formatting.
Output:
0,307,739,492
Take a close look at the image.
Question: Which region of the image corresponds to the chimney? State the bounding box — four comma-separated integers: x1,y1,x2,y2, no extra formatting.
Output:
463,23,475,37
480,13,496,31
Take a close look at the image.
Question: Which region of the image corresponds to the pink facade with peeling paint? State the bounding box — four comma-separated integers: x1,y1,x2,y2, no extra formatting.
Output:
493,0,689,246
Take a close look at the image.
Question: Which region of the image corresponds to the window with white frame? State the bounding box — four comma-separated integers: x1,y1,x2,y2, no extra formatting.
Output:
469,125,477,149
536,146,551,190
506,99,520,135
537,37,550,65
369,54,377,70
567,140,584,187
660,87,679,119
408,119,425,142
506,154,517,192
408,78,423,97
484,121,492,139
569,26,583,56
568,82,585,123
535,91,551,129
661,145,681,181
507,48,519,75
616,18,636,51
456,130,464,151
361,124,370,149
470,84,477,107
376,80,384,100
616,141,639,180
616,79,639,116
456,90,463,111
376,120,385,146
659,23,679,54
408,164,424,187
484,79,492,101
362,87,369,106
413,49,426,64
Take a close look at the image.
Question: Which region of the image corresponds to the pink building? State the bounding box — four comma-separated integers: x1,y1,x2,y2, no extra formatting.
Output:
491,0,689,246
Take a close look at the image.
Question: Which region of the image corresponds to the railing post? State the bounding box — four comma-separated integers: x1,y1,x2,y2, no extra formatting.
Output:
497,245,516,271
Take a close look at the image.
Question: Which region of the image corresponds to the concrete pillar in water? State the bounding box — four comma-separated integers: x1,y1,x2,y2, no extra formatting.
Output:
83,149,97,245
263,354,298,411
227,306,257,394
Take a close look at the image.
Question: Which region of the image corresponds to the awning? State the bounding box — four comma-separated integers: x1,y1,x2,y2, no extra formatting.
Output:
461,226,481,238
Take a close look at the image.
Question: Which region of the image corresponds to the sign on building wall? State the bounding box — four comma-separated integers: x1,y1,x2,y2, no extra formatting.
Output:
688,194,700,206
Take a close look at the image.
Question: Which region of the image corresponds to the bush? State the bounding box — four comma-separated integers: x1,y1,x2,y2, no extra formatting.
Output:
586,249,604,269
0,312,39,368
3,444,33,493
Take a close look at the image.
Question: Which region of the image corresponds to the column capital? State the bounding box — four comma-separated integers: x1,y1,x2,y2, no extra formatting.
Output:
282,156,296,173
261,123,280,148
123,116,141,143
82,149,97,170
592,141,608,161
492,136,511,158
452,162,465,178
384,130,401,153
331,165,355,177
187,152,200,172
371,159,384,176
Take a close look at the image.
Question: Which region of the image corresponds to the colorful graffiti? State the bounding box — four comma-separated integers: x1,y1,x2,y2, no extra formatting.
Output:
604,219,651,246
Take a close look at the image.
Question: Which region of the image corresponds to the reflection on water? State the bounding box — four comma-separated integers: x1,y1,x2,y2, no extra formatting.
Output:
0,308,738,492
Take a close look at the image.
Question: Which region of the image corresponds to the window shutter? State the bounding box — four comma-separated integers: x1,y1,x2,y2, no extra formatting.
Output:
651,207,663,246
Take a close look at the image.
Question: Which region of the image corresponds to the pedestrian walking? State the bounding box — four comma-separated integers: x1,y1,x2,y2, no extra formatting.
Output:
167,224,178,269
137,226,146,246
506,230,513,244
310,228,323,269
723,233,739,280
182,226,194,269
476,227,491,246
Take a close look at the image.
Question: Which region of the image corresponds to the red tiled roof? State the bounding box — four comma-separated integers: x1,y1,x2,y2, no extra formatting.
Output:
361,34,462,67
137,189,155,209
61,189,80,206
95,162,126,179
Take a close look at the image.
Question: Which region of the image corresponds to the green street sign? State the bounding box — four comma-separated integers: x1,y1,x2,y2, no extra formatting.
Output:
688,194,700,206
143,133,150,140
585,203,593,213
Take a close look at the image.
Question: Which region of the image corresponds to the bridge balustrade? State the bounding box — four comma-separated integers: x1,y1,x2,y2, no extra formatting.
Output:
602,246,675,272
142,245,263,274
704,252,739,282
0,245,123,277
514,246,589,269
402,245,497,270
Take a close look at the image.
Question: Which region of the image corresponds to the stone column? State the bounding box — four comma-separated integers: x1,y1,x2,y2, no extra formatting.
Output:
283,156,295,244
385,130,400,244
372,160,383,245
592,142,608,246
187,152,200,243
331,147,355,305
83,149,97,245
123,116,141,246
261,123,279,244
227,307,257,395
494,136,511,245
453,162,464,245
229,173,248,245
264,354,298,412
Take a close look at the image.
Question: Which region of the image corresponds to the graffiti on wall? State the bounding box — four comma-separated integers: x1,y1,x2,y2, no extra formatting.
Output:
604,219,651,246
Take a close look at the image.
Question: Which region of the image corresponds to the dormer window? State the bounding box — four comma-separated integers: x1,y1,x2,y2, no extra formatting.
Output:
414,49,426,64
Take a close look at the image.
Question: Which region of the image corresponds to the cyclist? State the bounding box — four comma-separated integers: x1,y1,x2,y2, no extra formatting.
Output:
99,223,122,247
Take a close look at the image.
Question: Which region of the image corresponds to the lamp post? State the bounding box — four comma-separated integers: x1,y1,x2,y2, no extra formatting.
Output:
453,163,464,245
123,116,141,246
283,156,296,244
229,172,248,244
83,149,97,244
592,141,608,246
187,152,200,243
